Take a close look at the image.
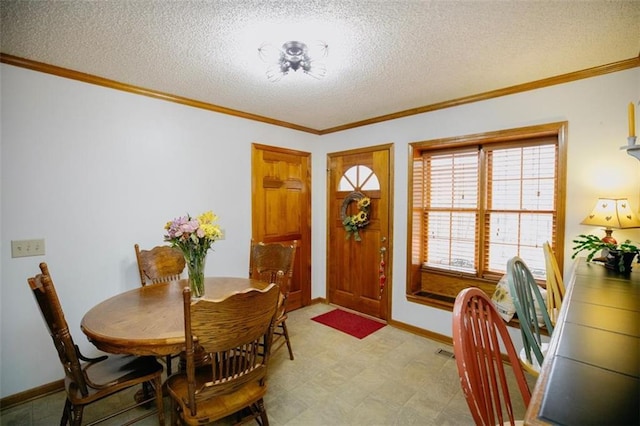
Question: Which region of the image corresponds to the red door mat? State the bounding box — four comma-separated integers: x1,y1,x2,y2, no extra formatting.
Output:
311,309,386,339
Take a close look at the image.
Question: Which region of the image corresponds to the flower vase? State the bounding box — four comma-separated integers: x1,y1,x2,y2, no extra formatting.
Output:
186,255,206,299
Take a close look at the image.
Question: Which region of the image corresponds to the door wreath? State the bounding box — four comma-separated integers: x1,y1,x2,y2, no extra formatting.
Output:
341,191,371,241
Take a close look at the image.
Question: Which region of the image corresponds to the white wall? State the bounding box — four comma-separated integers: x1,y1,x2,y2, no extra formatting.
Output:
312,68,640,341
0,65,319,397
2,63,639,398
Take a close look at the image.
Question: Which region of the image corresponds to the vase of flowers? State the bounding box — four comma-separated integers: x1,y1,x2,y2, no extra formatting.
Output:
164,211,222,299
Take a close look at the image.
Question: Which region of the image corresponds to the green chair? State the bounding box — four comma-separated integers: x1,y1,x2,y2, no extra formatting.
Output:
507,256,554,376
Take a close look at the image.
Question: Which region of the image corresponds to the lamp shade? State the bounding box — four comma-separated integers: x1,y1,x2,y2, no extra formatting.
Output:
581,198,640,229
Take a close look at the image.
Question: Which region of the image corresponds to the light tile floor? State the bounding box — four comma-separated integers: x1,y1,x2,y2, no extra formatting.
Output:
1,303,536,425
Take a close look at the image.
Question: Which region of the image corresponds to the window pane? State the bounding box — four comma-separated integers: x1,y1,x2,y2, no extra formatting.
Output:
488,212,553,274
339,165,380,191
425,212,477,272
490,145,556,211
339,167,357,191
522,178,555,210
428,152,478,208
491,179,522,210
488,213,521,244
361,173,380,190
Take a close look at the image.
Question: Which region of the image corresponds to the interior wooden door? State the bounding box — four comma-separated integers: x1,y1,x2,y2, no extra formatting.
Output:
252,143,311,310
327,144,393,320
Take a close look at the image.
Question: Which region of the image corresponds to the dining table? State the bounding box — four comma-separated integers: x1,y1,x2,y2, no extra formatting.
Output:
524,259,640,425
81,277,270,357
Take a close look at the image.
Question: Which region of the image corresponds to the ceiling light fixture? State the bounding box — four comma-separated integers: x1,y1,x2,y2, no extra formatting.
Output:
258,40,328,82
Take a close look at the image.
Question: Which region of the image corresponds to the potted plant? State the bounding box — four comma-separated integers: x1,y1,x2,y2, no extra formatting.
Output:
571,234,640,273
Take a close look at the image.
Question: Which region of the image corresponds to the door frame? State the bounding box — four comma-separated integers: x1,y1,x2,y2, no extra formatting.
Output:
326,143,394,320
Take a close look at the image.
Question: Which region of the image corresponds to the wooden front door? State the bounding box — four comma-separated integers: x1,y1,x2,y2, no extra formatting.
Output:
327,144,393,320
252,144,311,310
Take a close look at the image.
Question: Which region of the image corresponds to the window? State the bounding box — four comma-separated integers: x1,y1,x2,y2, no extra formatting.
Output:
339,165,380,191
408,123,567,308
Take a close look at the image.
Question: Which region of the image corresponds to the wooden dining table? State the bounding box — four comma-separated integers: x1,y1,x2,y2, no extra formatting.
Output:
81,277,269,356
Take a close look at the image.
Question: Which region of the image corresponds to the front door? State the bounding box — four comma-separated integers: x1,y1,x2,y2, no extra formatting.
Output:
327,144,393,320
252,143,311,310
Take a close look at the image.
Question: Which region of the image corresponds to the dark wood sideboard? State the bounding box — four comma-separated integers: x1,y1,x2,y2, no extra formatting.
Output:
525,258,640,425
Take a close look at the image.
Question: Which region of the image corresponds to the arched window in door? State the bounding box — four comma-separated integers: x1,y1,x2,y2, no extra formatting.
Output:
339,165,380,191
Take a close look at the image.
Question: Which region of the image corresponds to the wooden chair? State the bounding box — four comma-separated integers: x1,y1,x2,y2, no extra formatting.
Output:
165,284,279,425
507,256,554,377
135,243,186,375
27,262,165,426
453,287,531,426
249,240,297,360
135,243,186,286
543,241,565,325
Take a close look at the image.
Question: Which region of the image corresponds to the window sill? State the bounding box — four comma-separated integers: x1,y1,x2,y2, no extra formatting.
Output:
406,290,550,336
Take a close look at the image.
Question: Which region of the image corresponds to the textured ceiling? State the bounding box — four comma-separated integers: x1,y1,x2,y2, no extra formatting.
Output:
1,1,639,132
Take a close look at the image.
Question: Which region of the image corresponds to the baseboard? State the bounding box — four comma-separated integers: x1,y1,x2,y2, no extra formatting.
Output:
388,318,453,346
0,379,64,411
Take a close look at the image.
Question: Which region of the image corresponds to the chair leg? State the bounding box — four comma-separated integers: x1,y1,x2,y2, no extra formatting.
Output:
165,355,173,376
60,398,71,426
281,321,294,360
170,396,178,425
257,399,269,426
69,403,84,426
153,376,165,425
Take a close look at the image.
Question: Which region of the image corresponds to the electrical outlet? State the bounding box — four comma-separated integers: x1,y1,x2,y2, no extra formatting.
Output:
11,239,46,258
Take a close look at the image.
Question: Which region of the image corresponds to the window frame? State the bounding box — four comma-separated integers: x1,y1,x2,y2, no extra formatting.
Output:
406,122,568,310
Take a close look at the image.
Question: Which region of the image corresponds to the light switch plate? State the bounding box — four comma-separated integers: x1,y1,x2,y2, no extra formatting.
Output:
11,239,46,257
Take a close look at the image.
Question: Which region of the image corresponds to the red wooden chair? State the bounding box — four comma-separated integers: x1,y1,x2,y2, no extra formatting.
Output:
452,287,531,426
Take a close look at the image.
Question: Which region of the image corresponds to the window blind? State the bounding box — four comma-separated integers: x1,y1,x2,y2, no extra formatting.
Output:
419,140,557,277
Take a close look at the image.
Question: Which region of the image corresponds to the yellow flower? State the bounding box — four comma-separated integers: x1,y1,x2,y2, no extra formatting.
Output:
199,223,221,240
198,210,216,225
355,211,368,223
358,197,371,209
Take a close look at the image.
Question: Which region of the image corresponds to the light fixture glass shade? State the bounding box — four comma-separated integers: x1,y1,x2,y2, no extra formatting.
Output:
581,198,640,243
258,40,328,82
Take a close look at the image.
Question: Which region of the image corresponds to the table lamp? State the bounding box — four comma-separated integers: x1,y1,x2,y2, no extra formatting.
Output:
581,198,640,244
